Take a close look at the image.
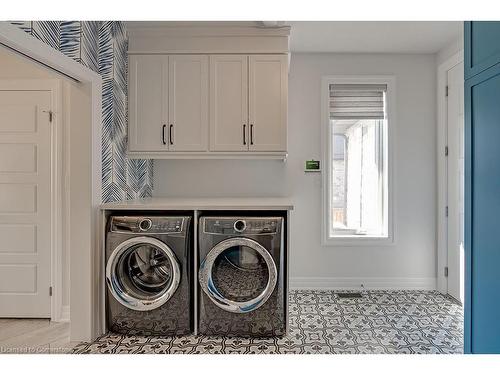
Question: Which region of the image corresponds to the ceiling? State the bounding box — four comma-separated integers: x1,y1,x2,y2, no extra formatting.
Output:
125,21,463,54
289,21,462,53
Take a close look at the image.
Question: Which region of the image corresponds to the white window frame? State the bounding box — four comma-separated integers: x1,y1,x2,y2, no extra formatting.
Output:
321,75,396,246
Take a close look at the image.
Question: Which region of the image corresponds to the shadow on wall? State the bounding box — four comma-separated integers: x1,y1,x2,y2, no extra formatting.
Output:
153,159,289,197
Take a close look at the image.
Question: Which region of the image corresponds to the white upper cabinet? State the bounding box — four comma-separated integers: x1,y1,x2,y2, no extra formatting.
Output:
168,55,209,151
210,55,248,151
248,55,288,152
128,54,288,157
128,55,168,152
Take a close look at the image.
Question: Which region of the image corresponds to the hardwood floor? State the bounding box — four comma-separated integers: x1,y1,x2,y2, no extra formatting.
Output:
0,319,77,354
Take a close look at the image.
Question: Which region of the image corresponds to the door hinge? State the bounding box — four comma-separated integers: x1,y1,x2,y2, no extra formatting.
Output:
445,146,449,156
49,286,53,296
445,206,449,217
445,85,449,97
444,267,449,277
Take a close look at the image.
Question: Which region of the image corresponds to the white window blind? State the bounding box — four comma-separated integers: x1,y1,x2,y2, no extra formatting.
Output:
329,84,387,120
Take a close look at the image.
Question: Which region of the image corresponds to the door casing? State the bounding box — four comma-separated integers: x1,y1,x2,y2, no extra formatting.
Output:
436,50,464,297
446,62,465,304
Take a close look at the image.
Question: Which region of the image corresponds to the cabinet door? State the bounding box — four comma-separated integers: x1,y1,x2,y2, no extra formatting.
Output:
128,55,168,151
465,21,500,80
248,55,287,152
168,55,209,151
209,55,248,151
465,63,500,353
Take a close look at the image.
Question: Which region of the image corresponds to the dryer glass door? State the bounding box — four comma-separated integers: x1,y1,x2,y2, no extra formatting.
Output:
199,237,277,313
106,237,181,311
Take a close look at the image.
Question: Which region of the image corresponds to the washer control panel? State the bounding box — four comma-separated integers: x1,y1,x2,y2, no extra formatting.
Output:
110,216,186,234
203,217,282,235
151,218,184,233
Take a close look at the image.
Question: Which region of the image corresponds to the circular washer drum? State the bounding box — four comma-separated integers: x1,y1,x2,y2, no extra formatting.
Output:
106,236,180,311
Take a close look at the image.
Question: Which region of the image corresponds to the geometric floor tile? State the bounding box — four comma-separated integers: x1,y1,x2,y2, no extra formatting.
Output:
71,290,463,354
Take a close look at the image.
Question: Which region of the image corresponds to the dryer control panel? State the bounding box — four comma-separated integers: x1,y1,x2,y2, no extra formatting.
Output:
203,217,282,235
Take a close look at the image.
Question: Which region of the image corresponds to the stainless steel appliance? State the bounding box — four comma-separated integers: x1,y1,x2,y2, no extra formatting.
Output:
105,215,192,336
198,216,285,337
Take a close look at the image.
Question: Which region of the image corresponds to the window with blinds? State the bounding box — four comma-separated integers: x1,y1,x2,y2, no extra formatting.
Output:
329,84,387,120
326,81,389,239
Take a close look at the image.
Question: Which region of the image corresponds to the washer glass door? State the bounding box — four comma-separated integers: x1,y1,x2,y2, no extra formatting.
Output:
199,238,277,313
106,237,180,311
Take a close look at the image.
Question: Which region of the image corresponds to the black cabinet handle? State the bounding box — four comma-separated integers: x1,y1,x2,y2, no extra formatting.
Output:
243,124,246,145
162,124,166,145
250,124,254,145
169,124,174,145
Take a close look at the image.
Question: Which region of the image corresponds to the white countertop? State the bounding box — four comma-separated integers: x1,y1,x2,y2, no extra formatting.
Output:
100,197,294,211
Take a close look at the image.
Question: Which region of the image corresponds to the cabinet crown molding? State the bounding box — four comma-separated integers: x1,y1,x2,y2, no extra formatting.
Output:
128,25,290,55
126,23,291,37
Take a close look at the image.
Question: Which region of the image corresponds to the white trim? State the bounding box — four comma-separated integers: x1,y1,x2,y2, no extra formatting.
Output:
50,80,63,323
50,79,63,323
126,25,291,37
0,23,101,84
290,277,436,291
60,305,70,322
321,75,396,247
436,50,464,294
0,22,102,341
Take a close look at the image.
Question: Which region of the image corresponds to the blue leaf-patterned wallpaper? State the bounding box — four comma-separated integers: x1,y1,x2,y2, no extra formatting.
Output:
10,21,153,202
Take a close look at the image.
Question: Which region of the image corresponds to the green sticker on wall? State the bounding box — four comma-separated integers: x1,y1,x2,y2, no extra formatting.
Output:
305,160,320,170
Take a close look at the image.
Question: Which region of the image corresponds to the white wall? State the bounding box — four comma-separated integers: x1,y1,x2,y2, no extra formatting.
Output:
0,47,58,79
154,52,438,289
437,33,464,66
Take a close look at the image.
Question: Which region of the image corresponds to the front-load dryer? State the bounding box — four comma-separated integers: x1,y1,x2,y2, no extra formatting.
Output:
198,216,285,337
105,215,192,336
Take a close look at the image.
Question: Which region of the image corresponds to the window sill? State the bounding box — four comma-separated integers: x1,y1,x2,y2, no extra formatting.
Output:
322,235,394,247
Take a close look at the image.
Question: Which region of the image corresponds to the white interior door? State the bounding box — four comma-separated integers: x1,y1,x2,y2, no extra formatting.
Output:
168,55,208,151
248,55,288,152
128,55,168,152
446,61,465,304
0,88,52,317
209,55,248,151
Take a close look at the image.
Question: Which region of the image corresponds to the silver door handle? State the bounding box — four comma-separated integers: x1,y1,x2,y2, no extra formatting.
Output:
169,124,174,145
250,124,254,145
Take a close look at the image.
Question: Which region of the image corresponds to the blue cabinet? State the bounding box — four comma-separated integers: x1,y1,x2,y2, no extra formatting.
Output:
465,21,500,79
464,21,500,354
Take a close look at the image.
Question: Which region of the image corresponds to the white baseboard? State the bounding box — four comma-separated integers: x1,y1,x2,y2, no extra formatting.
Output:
290,277,437,291
59,305,70,322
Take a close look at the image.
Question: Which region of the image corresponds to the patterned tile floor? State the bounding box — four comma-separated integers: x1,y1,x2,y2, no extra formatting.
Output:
72,290,463,354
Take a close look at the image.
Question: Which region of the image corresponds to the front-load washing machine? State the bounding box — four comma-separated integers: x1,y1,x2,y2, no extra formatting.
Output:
198,216,285,337
105,215,192,335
